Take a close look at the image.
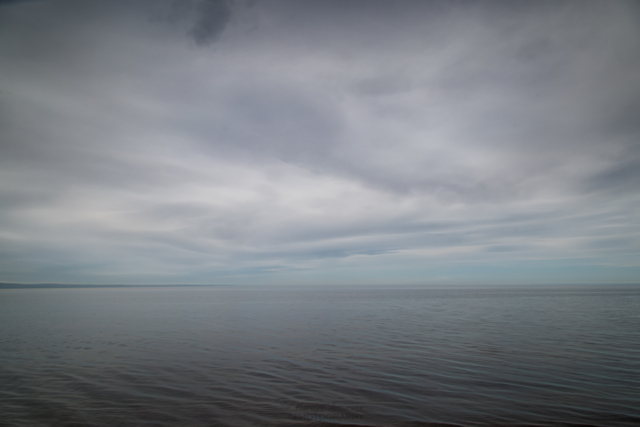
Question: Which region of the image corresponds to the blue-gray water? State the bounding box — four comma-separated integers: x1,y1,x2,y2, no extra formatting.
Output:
1,285,639,427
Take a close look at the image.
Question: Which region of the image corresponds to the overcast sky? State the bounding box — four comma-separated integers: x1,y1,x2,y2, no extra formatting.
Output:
1,0,639,285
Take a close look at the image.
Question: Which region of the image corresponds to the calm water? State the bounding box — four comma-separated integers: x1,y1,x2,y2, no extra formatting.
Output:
1,285,639,427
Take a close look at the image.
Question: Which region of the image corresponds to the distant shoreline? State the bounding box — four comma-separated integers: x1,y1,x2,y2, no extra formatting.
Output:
0,283,233,289
1,283,639,290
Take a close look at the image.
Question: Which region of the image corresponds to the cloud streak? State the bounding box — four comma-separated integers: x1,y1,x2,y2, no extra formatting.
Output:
1,0,639,284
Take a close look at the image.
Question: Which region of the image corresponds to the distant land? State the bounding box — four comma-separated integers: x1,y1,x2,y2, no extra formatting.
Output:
2,283,639,290
0,283,232,289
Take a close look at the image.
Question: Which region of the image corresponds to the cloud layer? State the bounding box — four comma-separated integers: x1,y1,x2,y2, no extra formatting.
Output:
1,0,639,284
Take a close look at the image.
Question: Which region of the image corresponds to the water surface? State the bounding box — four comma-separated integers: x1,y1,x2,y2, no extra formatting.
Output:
1,284,639,426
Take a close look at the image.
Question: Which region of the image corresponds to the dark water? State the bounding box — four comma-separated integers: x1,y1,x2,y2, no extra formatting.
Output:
1,285,639,427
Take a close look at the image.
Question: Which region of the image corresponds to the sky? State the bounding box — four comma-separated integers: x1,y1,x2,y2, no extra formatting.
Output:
1,0,639,285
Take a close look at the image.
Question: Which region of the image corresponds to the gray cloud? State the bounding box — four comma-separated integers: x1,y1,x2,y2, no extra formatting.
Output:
187,0,232,45
1,0,639,284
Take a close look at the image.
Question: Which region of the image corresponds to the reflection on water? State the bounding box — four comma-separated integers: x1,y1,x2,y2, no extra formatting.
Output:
1,285,639,426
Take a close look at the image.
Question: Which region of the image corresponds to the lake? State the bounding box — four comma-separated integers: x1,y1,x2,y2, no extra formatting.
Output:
1,284,639,427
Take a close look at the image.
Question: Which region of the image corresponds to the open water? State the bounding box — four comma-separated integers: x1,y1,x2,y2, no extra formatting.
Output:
1,284,639,427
